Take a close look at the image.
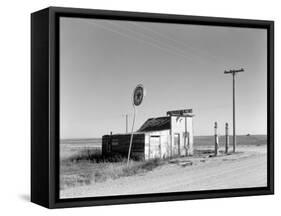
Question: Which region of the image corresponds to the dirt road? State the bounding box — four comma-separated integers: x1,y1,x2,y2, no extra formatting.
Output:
61,146,267,198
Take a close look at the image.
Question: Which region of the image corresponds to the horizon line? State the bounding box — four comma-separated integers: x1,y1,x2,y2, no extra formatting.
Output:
60,133,267,140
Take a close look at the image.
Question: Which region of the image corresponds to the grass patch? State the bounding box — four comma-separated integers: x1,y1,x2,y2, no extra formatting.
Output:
122,158,163,176
65,148,131,163
60,150,165,190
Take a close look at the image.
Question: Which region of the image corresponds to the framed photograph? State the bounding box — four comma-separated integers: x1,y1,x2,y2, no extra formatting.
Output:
31,7,274,208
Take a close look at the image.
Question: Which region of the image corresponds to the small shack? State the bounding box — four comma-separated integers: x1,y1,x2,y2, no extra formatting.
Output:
102,109,194,160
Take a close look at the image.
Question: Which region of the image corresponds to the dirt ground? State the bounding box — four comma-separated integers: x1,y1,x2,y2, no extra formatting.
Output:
60,145,267,198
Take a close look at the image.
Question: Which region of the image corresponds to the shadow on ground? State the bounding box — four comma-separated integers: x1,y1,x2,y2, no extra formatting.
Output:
19,194,30,202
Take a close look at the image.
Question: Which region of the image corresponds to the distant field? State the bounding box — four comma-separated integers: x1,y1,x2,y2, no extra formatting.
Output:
60,138,102,160
60,135,267,160
61,138,102,145
194,134,267,149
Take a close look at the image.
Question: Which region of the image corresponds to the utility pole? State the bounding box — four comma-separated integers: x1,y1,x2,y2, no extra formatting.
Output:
126,114,128,133
224,68,244,153
122,114,129,133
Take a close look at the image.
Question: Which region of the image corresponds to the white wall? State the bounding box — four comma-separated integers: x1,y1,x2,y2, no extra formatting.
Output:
171,116,194,155
144,130,170,158
0,0,279,215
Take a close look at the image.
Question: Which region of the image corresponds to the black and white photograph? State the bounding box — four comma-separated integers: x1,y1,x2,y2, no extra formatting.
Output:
1,0,280,213
59,16,268,199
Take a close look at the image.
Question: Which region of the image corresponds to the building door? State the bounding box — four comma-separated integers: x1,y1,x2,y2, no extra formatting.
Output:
149,136,161,159
183,132,190,155
173,133,180,156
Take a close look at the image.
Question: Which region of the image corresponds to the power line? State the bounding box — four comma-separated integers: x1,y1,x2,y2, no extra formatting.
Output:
130,22,226,64
106,21,199,63
89,21,195,62
91,20,221,66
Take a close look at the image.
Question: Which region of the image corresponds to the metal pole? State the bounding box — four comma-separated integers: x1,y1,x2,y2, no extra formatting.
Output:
184,117,187,156
232,73,236,153
225,123,229,154
126,114,128,133
127,105,136,166
214,122,219,156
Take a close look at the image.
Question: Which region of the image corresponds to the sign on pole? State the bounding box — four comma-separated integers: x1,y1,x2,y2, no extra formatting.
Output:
127,84,145,166
133,84,144,106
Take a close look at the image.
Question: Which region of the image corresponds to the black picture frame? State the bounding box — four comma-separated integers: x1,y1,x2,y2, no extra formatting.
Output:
31,6,274,209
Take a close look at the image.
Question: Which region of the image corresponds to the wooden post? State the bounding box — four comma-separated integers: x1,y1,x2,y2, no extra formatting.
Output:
126,114,128,133
232,72,236,153
127,105,136,166
184,117,188,156
224,68,244,153
214,122,219,156
225,123,229,154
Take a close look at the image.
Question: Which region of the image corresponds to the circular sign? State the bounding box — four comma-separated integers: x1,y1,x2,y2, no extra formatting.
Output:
133,84,144,106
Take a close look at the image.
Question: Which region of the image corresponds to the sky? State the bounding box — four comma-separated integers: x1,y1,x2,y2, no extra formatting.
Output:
60,17,267,139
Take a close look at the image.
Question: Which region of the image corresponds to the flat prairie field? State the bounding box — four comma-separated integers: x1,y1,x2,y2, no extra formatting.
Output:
60,138,102,160
60,135,267,198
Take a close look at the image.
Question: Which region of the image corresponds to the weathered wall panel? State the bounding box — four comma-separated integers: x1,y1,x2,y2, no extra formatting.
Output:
171,116,194,156
102,133,145,159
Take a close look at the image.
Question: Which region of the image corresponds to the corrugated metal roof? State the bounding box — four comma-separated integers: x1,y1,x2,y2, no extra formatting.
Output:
138,116,171,132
